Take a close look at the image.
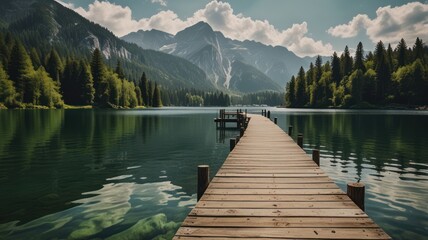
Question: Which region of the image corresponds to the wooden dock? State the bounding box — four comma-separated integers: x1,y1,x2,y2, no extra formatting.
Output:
174,114,390,239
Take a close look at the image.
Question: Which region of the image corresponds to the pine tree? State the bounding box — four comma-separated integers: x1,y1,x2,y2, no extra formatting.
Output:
285,76,296,107
295,67,306,107
45,48,63,83
139,72,148,106
8,41,33,102
115,60,125,79
148,80,154,107
78,61,94,105
152,83,162,107
29,48,41,68
331,52,341,86
374,41,391,101
413,37,425,63
354,42,366,72
314,55,323,83
135,86,143,106
90,48,108,105
341,46,353,77
396,38,408,67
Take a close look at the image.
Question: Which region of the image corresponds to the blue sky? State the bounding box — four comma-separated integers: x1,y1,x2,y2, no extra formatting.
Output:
58,0,428,57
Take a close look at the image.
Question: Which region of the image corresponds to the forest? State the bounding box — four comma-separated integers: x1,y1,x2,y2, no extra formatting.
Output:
285,38,428,108
0,31,237,109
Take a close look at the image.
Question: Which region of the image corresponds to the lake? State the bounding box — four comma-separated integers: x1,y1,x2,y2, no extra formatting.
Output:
0,108,427,239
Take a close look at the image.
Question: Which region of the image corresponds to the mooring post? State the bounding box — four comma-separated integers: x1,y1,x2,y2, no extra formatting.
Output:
230,138,236,151
288,125,293,136
197,165,210,201
240,127,245,137
274,117,278,124
267,111,271,119
297,133,303,148
312,149,320,166
347,182,365,211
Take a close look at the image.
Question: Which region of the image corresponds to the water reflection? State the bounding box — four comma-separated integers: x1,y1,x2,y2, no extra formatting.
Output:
272,110,428,239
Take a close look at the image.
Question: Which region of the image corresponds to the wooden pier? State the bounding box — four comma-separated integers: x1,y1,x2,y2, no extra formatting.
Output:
174,114,390,239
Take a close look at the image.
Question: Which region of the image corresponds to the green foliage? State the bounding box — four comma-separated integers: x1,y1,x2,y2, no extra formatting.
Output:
0,64,19,107
8,41,33,101
26,67,64,108
45,48,63,83
286,39,428,108
152,83,162,107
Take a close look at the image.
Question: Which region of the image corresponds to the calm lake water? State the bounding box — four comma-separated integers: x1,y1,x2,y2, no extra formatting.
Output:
0,108,427,239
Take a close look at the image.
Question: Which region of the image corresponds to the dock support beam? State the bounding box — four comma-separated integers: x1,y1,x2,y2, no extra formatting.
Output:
240,127,245,137
312,149,320,166
230,138,236,151
297,133,303,148
274,117,277,124
197,165,210,201
267,111,271,119
347,182,365,211
288,125,293,136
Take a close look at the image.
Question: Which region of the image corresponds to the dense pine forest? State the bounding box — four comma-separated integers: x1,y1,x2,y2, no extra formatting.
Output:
0,31,238,109
285,38,428,108
0,30,286,109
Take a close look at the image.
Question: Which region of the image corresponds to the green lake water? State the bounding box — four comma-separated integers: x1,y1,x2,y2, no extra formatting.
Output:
0,108,427,239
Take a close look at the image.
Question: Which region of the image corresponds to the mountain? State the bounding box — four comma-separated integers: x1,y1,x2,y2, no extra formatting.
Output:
0,0,214,90
122,21,310,91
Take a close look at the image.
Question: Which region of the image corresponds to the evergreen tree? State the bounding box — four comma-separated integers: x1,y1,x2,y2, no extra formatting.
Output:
413,37,425,62
29,47,41,68
314,55,323,83
295,67,306,107
396,38,408,67
152,83,162,107
354,42,366,72
8,41,33,102
45,48,63,83
341,46,353,77
78,61,94,105
374,41,391,101
148,80,154,107
139,72,148,106
135,86,143,106
90,48,108,105
285,76,296,107
386,44,394,71
331,52,341,86
115,60,125,79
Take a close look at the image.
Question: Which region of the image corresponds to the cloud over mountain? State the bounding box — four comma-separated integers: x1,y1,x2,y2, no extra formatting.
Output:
56,0,333,57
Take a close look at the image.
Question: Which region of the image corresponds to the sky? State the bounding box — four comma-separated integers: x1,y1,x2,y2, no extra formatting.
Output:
56,0,428,57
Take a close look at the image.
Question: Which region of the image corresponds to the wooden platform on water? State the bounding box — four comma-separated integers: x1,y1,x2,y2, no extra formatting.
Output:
174,114,390,239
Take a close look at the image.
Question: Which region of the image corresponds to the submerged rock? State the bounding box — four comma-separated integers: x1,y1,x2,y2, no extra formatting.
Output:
107,213,179,240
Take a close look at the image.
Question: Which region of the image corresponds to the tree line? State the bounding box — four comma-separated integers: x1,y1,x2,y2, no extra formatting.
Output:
285,38,428,108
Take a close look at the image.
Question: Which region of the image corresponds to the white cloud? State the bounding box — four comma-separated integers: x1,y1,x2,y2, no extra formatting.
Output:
328,2,428,45
151,0,167,7
57,0,333,57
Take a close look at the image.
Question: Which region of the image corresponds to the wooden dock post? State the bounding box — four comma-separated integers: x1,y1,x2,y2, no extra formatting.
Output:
235,135,240,143
267,110,271,119
274,117,277,124
347,182,365,211
197,165,210,201
312,149,320,166
297,133,303,148
288,125,293,136
240,127,245,137
230,138,236,151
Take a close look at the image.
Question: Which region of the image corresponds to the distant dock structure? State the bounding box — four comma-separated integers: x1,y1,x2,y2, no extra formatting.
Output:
175,110,390,239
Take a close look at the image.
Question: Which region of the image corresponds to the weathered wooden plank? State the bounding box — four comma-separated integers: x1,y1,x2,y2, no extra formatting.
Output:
189,208,366,217
196,201,356,209
182,216,377,228
205,188,344,195
176,227,390,239
199,194,350,202
211,177,333,183
216,173,328,177
208,183,338,189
